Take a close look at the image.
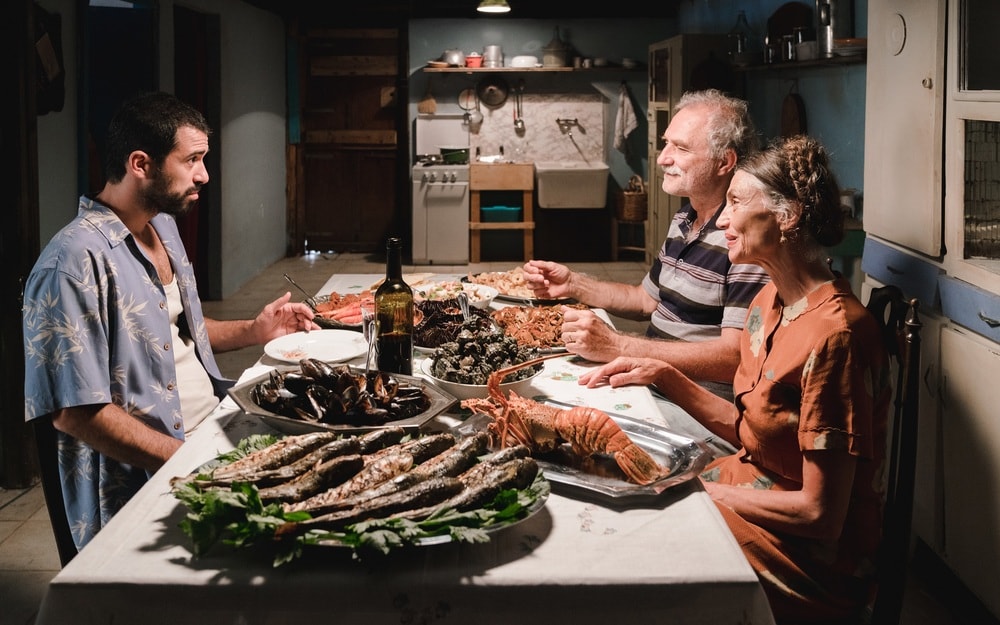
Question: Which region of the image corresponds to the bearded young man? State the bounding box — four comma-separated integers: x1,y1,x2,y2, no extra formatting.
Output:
22,92,318,556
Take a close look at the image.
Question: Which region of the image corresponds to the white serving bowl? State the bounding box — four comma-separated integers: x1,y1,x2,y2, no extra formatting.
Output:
510,55,539,68
414,281,498,309
419,358,542,401
461,283,499,309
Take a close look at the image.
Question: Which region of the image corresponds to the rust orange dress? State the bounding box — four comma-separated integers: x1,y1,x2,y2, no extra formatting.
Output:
700,278,892,623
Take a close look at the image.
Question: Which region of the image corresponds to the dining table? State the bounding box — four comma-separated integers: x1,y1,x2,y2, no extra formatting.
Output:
33,273,776,625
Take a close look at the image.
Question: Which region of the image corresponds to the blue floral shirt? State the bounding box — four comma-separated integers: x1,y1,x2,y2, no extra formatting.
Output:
22,196,231,550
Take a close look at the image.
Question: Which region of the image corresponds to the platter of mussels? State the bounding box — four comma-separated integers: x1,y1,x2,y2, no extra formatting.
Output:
227,358,458,436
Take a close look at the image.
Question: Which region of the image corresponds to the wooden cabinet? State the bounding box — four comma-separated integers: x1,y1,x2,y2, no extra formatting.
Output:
863,0,946,257
940,326,1000,618
646,34,730,264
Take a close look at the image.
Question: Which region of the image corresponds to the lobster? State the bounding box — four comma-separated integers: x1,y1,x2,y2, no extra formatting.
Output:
461,354,667,485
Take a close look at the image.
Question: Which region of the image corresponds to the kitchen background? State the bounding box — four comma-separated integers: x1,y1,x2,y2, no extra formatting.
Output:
27,0,867,299
409,9,866,200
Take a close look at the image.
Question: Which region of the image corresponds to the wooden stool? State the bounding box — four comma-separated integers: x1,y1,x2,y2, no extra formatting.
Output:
470,163,535,262
612,215,646,260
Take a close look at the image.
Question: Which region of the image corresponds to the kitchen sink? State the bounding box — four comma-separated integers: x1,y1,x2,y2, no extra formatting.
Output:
534,161,609,208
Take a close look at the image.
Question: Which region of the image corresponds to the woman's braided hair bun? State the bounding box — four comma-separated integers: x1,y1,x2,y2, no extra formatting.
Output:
784,135,844,247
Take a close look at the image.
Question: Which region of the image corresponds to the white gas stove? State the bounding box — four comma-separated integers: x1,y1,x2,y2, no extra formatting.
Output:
412,116,470,264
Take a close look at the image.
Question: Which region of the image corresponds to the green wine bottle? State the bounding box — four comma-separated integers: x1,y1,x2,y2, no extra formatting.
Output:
375,237,413,374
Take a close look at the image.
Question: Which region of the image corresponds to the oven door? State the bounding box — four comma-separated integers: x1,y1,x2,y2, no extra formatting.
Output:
412,179,470,264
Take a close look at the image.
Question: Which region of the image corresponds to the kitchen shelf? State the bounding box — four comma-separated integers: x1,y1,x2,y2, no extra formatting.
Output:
734,53,865,72
423,66,643,74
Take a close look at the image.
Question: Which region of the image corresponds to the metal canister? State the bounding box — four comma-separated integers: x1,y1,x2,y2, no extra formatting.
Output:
782,35,796,62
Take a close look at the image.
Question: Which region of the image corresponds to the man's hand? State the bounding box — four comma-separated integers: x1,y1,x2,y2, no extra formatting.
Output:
522,260,574,299
252,291,320,343
560,307,623,363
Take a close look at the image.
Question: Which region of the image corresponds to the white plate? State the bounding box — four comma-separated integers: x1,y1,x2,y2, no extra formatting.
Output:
263,329,367,364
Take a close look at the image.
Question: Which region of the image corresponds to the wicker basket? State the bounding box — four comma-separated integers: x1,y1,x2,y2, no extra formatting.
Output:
616,175,648,221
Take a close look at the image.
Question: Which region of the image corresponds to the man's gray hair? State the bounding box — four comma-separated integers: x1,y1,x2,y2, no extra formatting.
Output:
675,89,759,163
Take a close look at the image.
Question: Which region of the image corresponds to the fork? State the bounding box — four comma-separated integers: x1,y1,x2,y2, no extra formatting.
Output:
457,292,471,321
283,273,319,312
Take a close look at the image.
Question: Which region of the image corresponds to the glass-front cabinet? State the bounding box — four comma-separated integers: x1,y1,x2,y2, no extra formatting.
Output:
944,0,1000,294
646,35,728,264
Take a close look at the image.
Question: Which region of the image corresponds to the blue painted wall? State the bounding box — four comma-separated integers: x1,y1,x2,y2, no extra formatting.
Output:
677,0,868,191
409,0,867,194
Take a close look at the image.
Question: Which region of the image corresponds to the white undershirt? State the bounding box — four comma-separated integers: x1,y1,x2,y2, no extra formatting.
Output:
164,278,219,432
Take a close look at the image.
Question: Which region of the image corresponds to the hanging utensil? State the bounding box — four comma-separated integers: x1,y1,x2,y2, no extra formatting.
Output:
513,81,525,131
469,90,484,125
418,81,437,115
477,75,509,107
780,91,807,137
283,273,319,312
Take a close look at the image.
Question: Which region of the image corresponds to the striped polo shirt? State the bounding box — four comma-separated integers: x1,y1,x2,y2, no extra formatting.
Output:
642,202,770,342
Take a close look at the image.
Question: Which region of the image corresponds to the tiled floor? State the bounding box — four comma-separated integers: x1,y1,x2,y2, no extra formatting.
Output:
0,252,971,625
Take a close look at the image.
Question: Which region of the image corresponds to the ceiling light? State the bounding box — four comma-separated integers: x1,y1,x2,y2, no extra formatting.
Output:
477,0,511,14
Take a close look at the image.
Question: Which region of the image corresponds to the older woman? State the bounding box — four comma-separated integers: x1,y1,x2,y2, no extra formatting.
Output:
579,135,891,623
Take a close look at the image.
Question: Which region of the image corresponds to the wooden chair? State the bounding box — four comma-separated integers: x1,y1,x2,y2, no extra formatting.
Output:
864,285,923,625
32,417,79,567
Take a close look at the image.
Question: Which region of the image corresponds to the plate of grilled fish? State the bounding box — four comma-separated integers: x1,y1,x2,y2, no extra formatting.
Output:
172,428,550,560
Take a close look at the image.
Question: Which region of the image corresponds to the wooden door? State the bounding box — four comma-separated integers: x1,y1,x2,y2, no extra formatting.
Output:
290,26,407,255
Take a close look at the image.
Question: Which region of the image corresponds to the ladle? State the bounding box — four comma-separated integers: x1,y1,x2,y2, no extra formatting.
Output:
513,81,525,131
283,273,318,312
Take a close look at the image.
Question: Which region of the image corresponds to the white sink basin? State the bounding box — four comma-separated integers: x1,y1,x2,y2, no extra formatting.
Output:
534,161,610,209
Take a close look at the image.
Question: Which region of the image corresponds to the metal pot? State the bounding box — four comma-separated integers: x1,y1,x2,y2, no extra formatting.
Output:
438,146,469,164
476,75,509,107
442,49,466,67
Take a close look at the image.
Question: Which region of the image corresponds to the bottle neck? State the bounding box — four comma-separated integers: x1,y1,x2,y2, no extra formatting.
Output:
385,240,402,280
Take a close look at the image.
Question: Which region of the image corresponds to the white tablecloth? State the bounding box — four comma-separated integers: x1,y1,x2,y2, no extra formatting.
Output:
34,274,776,625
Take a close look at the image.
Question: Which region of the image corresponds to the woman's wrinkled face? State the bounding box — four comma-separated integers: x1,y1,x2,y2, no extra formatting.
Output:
717,170,784,265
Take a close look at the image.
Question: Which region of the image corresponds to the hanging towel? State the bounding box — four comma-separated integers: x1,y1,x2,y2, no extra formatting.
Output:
614,82,638,153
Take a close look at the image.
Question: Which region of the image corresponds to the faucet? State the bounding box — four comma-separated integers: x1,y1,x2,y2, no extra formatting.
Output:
556,117,579,135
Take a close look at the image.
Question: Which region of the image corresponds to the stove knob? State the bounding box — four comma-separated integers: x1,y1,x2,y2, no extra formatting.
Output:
448,172,457,183
420,172,429,183
428,172,437,183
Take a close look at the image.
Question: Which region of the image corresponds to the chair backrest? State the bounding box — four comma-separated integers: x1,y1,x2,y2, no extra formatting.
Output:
32,417,79,567
865,285,922,625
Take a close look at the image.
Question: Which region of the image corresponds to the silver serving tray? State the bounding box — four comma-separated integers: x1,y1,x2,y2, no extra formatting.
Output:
454,402,712,505
228,367,457,436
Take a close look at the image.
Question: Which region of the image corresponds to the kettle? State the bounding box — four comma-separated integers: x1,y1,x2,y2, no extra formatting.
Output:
442,49,466,67
816,0,853,58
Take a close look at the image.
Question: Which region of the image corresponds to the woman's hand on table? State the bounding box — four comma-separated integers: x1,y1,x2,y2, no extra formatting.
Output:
578,356,671,389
